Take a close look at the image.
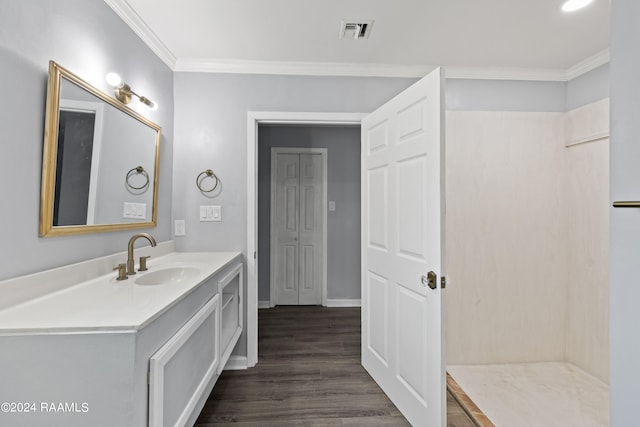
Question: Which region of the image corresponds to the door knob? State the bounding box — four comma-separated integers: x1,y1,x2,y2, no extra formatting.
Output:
421,271,437,290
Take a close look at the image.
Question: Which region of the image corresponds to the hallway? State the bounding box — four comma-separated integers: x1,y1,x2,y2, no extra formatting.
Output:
195,306,475,426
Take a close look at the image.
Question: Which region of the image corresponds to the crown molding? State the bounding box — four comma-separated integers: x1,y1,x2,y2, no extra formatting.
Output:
174,56,609,81
446,49,610,81
104,0,176,69
174,58,434,78
444,66,568,82
565,48,610,81
106,0,609,82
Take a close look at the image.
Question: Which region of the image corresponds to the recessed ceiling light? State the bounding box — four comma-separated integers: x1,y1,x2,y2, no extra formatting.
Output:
562,0,594,12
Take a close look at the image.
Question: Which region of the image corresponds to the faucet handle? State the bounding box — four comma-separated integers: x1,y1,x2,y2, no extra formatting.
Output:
139,256,151,271
113,263,128,281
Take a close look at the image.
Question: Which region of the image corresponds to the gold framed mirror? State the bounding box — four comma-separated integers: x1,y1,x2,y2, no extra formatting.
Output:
40,61,161,237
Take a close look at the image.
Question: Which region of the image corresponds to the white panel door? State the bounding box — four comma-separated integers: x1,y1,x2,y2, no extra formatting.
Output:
361,68,445,426
271,149,324,306
273,152,300,305
298,153,323,305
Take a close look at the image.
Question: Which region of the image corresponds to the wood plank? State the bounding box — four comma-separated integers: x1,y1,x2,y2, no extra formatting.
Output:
195,306,475,426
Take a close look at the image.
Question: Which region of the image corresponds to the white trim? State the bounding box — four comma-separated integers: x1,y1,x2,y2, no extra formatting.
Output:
269,148,328,307
58,99,105,225
247,111,365,368
175,57,609,81
103,0,177,69
217,263,243,375
446,49,609,81
326,299,362,308
566,49,610,81
222,355,248,371
258,300,271,309
445,66,568,82
175,58,433,78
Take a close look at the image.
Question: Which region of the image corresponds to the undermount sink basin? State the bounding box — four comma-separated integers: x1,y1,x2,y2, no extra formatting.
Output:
134,266,201,286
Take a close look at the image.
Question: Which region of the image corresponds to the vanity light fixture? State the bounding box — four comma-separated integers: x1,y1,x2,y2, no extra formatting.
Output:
562,0,593,12
106,72,157,111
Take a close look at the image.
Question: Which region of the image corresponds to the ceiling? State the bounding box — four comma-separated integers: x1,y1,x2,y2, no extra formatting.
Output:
107,0,610,80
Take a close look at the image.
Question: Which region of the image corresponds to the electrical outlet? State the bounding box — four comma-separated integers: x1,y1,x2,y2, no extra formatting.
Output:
175,219,186,236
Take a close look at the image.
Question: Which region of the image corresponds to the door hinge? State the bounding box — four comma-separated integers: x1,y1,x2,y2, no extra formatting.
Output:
254,251,257,259
441,276,446,289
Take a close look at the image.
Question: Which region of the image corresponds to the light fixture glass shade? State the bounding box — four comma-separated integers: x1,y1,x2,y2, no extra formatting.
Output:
106,72,123,87
562,0,593,12
139,96,158,111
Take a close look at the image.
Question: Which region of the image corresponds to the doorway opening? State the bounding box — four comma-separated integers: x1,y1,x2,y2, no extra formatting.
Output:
246,112,365,367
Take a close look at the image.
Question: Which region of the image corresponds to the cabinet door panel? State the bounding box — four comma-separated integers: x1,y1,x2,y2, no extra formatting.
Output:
149,294,220,427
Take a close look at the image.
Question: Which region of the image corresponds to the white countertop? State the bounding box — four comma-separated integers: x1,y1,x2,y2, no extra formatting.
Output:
0,252,241,334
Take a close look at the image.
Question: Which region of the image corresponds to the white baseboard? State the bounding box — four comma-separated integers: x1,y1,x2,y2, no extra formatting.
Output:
326,299,361,307
223,356,248,371
259,299,361,308
258,300,271,309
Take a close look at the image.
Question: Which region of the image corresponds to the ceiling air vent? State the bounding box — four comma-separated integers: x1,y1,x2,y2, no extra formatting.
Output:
340,20,373,40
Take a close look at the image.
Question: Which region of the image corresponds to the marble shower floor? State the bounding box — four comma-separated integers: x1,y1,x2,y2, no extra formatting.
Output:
447,362,609,427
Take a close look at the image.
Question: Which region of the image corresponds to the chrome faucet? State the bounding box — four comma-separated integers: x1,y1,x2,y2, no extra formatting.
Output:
126,233,157,275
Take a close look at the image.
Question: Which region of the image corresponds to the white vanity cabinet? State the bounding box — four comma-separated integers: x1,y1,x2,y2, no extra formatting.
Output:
145,260,243,427
0,252,243,427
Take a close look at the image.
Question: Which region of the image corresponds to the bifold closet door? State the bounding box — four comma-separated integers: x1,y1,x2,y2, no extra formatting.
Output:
271,151,322,306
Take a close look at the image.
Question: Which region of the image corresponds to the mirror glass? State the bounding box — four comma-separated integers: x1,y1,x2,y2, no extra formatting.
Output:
40,61,161,236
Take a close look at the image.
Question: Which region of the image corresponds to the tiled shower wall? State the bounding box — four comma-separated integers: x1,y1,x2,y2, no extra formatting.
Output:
565,99,610,383
445,111,570,365
445,100,609,383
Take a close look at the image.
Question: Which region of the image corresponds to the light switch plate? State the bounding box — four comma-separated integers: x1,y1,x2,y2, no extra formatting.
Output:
200,205,221,222
329,201,336,211
123,202,146,219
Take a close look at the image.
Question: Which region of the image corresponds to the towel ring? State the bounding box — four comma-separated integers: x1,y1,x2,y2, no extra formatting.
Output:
126,166,150,190
196,169,219,193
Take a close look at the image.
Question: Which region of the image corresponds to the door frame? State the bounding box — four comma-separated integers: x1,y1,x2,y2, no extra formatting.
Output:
246,111,365,367
269,147,328,308
58,99,105,225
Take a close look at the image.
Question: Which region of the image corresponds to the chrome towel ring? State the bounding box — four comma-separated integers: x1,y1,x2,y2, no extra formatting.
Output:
126,166,149,190
196,169,219,193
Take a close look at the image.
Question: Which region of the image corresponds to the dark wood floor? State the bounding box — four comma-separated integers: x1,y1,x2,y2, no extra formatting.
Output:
195,306,475,426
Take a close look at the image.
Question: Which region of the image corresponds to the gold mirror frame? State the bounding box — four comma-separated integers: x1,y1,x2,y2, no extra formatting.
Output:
40,61,161,237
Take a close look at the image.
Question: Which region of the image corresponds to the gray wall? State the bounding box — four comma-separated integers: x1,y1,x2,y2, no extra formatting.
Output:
566,64,610,111
446,65,610,113
446,79,567,112
257,125,361,303
172,72,416,355
172,73,414,254
610,1,639,425
0,0,174,280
